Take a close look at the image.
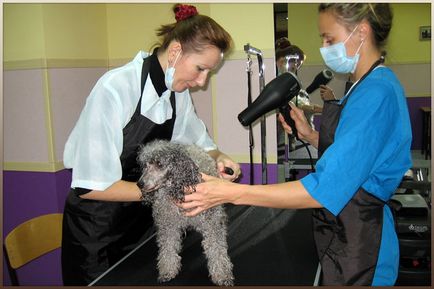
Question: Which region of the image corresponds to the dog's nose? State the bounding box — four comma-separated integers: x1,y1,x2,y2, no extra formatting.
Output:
137,180,144,189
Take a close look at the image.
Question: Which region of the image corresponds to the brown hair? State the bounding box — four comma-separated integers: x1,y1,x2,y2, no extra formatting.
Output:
318,3,393,49
275,37,305,61
156,4,233,54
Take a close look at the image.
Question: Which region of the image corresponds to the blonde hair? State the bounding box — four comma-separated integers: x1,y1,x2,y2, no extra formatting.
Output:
318,3,393,49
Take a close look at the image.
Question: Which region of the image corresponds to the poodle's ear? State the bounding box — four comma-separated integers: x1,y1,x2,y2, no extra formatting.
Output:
136,144,149,165
169,153,200,202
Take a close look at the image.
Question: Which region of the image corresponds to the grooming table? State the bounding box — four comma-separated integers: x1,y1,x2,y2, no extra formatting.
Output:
89,205,319,286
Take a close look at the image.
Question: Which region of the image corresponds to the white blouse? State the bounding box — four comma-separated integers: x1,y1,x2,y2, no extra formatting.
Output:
63,51,217,191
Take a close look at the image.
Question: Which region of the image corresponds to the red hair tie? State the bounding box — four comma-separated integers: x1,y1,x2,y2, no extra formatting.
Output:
175,4,198,22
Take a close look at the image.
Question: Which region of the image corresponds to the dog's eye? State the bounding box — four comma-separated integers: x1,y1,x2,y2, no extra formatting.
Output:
155,161,162,168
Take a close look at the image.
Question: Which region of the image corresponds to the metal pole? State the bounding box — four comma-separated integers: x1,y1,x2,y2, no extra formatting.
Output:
245,55,254,185
257,53,267,185
244,43,267,185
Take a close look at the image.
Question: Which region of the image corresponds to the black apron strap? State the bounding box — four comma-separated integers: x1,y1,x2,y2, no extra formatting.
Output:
120,57,176,181
317,101,343,158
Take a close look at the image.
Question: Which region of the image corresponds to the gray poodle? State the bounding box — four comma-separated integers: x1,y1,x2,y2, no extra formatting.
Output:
137,139,234,286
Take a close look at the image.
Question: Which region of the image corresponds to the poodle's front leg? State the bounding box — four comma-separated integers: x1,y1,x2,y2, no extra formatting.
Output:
154,205,184,283
197,216,234,286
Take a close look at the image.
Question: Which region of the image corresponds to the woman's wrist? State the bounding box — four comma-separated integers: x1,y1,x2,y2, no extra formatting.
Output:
230,183,248,205
304,129,319,146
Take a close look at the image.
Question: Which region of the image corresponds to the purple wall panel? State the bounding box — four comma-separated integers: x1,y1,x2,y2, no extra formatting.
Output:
238,163,278,185
3,259,11,285
4,171,57,236
3,170,71,237
3,170,71,286
55,169,73,214
406,97,431,150
5,250,63,286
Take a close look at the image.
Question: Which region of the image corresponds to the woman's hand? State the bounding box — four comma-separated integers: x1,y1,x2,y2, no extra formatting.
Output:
278,103,319,148
299,104,323,114
320,85,336,101
207,150,241,182
278,103,311,140
179,173,238,216
179,174,323,217
216,160,241,181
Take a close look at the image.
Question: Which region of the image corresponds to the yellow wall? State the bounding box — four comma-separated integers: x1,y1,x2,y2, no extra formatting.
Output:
4,4,46,61
388,3,431,64
287,3,431,65
4,3,430,65
4,3,108,67
42,4,108,61
106,3,176,61
105,3,273,62
209,3,275,59
287,4,320,65
106,3,212,63
4,3,274,65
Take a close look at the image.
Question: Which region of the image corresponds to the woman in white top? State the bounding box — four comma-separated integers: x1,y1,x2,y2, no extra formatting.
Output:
61,4,240,285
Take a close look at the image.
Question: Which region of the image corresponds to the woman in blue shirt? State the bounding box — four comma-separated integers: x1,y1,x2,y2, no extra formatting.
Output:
178,3,412,285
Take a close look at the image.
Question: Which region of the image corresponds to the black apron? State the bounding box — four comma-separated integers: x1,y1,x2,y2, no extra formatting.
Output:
313,60,387,285
62,56,176,285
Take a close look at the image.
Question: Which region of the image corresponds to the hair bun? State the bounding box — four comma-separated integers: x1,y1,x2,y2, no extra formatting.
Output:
275,37,291,50
175,4,198,22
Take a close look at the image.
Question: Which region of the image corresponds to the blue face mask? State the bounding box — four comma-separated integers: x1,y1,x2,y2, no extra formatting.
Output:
320,25,364,74
164,50,182,91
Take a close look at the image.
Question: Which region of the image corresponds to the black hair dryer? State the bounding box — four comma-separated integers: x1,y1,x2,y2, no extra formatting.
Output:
238,72,301,135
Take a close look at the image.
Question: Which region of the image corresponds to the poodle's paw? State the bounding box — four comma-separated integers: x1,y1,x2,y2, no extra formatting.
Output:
157,255,181,283
157,266,179,283
212,275,234,287
157,272,177,283
209,260,234,286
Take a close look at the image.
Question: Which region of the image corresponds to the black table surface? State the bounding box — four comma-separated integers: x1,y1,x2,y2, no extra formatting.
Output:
91,205,319,286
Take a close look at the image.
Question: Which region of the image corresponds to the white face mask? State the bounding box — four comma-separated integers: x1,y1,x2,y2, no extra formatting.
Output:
164,50,182,91
319,25,364,74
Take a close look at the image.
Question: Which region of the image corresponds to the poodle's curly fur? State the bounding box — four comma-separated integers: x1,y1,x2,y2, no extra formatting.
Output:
137,139,234,286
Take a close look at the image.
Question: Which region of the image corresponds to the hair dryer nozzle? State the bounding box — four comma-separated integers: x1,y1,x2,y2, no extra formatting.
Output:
305,69,334,94
238,72,301,126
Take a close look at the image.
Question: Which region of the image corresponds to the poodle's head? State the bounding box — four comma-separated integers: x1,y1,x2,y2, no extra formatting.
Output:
137,140,201,203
